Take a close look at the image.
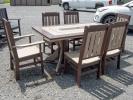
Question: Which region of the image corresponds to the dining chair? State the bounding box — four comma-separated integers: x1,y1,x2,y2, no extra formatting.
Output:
64,11,82,51
116,13,131,22
0,8,21,36
102,21,129,75
64,24,109,87
42,12,60,54
116,13,131,51
3,18,50,80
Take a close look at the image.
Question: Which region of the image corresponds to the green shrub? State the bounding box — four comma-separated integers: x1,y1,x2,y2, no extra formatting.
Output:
4,0,10,3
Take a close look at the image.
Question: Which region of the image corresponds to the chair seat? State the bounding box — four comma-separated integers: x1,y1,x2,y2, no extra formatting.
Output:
17,46,40,59
65,51,100,65
106,49,120,56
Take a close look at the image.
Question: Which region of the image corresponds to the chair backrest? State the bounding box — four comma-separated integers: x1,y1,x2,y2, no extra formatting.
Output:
107,21,128,51
42,12,60,26
79,24,109,63
3,18,18,60
64,11,79,24
116,13,131,23
0,8,8,28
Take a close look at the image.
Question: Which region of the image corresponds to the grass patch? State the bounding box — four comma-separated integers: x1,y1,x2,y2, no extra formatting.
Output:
4,0,10,3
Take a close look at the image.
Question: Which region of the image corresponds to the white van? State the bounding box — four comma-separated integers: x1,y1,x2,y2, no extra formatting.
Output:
59,0,117,10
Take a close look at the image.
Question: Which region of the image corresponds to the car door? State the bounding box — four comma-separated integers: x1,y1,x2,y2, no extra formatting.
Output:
70,0,80,8
85,0,95,8
78,0,86,8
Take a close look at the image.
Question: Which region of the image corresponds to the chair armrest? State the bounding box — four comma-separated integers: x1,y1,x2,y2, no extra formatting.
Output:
15,41,45,48
9,18,21,21
14,34,35,40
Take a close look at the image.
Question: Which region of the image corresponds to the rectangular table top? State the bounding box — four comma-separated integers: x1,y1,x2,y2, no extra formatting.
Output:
32,23,101,42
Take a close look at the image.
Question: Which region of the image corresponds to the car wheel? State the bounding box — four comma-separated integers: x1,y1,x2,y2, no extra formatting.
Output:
102,15,115,24
63,3,69,10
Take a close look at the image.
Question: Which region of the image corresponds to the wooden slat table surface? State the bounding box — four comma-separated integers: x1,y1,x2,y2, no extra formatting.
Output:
32,23,101,42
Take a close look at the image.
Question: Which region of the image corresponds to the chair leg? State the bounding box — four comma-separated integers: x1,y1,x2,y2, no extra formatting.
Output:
40,55,44,75
15,63,20,80
117,55,121,69
51,43,54,54
63,58,67,74
73,40,76,51
18,20,21,36
76,66,81,87
101,58,106,75
10,54,14,70
18,27,21,36
43,43,46,53
97,62,101,79
33,58,37,66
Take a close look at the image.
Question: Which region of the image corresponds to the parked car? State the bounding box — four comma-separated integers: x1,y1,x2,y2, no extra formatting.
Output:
59,0,117,10
94,1,133,30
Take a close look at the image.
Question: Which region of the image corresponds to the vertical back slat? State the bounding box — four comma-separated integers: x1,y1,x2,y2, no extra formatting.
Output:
83,33,92,58
87,32,96,57
80,25,108,60
107,22,128,51
94,31,105,55
64,11,79,24
42,12,60,26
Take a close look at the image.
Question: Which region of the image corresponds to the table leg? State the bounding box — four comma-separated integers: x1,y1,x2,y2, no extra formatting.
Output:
62,40,69,63
56,40,69,72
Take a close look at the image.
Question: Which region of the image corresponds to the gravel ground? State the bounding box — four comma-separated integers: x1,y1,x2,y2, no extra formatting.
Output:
0,4,133,100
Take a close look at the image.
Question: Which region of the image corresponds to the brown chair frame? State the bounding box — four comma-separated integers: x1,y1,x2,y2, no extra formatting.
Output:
102,21,129,75
42,12,60,54
116,13,131,22
3,18,48,80
64,24,109,87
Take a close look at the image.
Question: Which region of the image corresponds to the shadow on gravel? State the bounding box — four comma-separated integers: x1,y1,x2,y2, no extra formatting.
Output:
127,30,133,36
17,66,53,93
107,69,133,86
121,50,133,61
80,59,132,100
54,73,75,89
81,78,124,100
0,37,7,51
102,58,133,86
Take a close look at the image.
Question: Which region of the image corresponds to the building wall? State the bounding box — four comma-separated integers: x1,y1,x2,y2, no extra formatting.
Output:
51,0,61,5
10,0,61,6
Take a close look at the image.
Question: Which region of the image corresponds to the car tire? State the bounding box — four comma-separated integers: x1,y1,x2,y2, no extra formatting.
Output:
102,15,116,24
63,3,69,10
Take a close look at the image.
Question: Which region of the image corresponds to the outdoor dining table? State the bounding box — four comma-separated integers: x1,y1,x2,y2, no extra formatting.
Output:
32,23,101,73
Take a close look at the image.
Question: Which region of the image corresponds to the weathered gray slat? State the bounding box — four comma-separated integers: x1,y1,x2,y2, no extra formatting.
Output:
27,0,36,6
11,0,61,6
36,0,42,6
15,0,21,5
42,0,49,6
21,0,27,6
